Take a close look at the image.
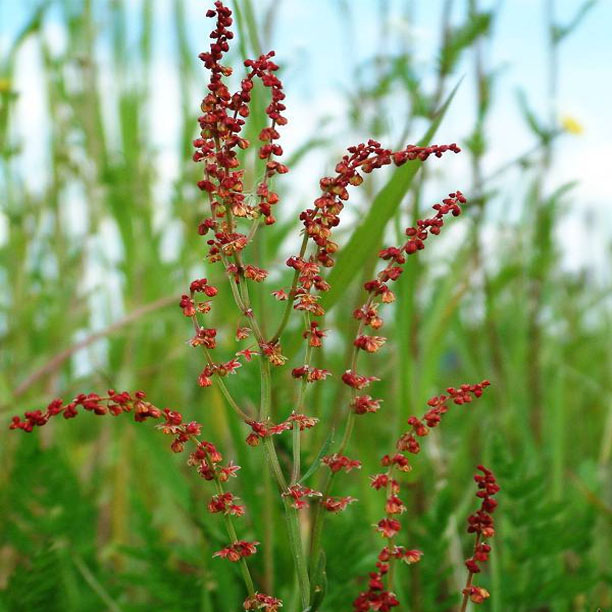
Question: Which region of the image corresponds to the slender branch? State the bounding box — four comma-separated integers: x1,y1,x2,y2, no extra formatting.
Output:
205,349,253,422
72,553,123,612
12,295,176,397
309,308,367,574
203,446,256,597
291,313,313,484
269,225,313,344
459,534,481,612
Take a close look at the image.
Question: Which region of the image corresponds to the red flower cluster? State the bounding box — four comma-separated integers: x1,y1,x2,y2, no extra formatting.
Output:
321,496,357,513
322,453,362,473
198,358,242,387
208,492,245,517
403,191,464,253
9,390,159,432
398,380,491,449
195,3,286,229
351,395,382,415
353,382,490,610
460,465,499,606
277,147,461,332
243,593,283,611
8,384,265,585
341,195,468,446
299,142,460,272
282,484,322,510
342,371,380,390
214,540,259,562
244,413,318,446
291,365,331,383
361,191,465,310
303,320,326,347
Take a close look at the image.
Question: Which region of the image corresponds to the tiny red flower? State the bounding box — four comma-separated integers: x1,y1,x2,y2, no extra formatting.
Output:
376,518,401,538
322,496,358,513
351,395,382,415
243,592,283,611
322,453,362,473
180,294,196,317
283,484,322,509
214,540,259,562
342,370,379,390
354,335,386,353
288,413,319,430
463,586,490,604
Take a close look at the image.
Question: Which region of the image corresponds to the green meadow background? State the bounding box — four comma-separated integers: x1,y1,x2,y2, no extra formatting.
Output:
1,1,610,610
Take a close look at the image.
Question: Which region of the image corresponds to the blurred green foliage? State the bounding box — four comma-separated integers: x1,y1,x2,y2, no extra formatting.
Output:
1,1,610,611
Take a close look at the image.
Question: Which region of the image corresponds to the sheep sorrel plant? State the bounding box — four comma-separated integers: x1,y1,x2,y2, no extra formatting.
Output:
9,2,498,610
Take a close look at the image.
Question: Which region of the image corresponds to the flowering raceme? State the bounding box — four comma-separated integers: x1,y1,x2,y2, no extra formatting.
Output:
9,2,499,610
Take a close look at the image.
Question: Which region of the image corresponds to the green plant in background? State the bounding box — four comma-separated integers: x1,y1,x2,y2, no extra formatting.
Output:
1,0,610,611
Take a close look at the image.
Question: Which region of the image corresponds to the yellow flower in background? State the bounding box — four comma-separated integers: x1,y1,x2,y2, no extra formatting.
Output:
0,78,12,93
561,115,584,135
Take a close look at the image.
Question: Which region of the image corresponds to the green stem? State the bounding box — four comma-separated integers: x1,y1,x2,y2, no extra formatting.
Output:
212,477,256,596
270,213,318,344
201,347,252,422
384,467,397,593
459,533,481,612
260,356,311,609
291,313,313,484
207,129,312,606
261,435,310,608
309,314,365,579
292,416,301,485
284,500,311,610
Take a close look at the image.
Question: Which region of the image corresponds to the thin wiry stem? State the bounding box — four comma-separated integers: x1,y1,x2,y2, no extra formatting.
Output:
291,313,313,484
201,444,255,597
309,307,368,578
459,534,482,612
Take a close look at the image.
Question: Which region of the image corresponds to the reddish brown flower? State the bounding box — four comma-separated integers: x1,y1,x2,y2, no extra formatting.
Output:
342,370,380,390
354,335,387,353
462,586,490,604
322,454,362,473
287,413,319,430
351,395,382,415
243,593,283,611
376,518,401,538
303,320,327,347
180,294,196,317
214,540,259,562
282,484,322,510
322,496,358,513
208,492,246,517
244,265,268,282
461,465,499,606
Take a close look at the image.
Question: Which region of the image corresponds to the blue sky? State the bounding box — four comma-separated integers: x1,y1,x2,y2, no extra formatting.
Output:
2,0,611,275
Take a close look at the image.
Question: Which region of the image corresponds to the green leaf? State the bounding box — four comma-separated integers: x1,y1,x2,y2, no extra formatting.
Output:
321,81,461,312
552,0,597,44
439,12,492,76
516,89,550,143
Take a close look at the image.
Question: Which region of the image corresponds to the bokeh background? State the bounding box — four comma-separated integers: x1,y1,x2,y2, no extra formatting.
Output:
1,0,611,610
